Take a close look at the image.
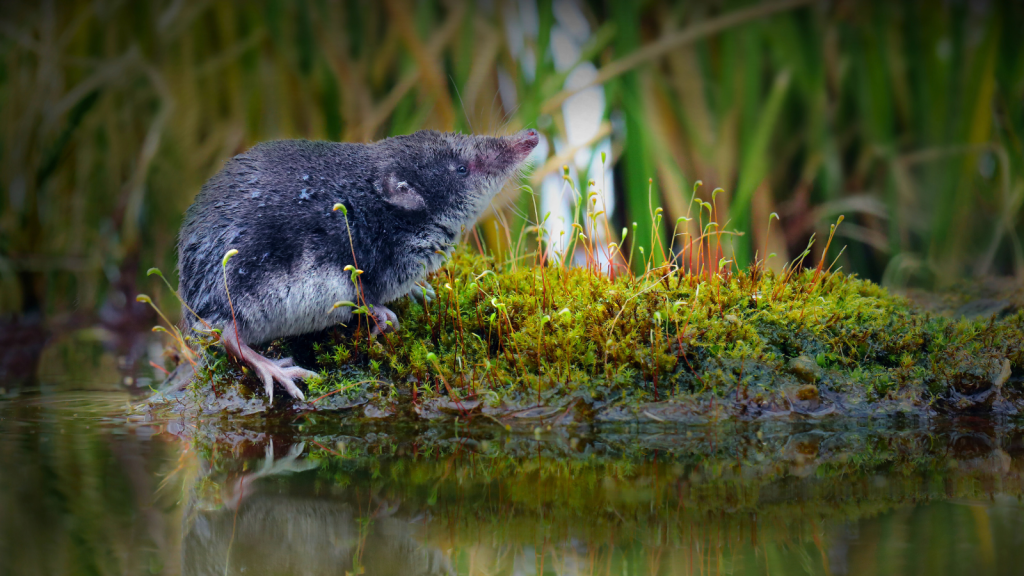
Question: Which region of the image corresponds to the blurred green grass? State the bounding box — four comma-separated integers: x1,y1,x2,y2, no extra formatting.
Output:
1,0,1021,318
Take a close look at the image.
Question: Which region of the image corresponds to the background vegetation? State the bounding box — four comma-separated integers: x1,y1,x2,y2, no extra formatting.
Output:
2,0,1023,320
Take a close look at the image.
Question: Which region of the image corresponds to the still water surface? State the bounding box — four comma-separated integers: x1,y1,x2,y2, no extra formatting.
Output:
2,332,1024,575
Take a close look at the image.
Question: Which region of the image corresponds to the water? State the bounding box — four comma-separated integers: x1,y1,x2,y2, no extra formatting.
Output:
2,331,1024,575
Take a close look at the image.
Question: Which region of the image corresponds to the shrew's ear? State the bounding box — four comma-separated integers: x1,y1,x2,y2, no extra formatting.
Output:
381,174,427,211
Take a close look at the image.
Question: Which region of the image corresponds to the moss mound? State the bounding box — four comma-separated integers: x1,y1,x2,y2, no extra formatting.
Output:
187,247,1024,421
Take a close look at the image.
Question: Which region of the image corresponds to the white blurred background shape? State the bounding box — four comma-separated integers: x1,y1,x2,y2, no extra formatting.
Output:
501,0,614,267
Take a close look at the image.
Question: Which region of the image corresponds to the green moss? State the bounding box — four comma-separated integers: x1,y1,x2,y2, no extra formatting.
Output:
192,245,1024,420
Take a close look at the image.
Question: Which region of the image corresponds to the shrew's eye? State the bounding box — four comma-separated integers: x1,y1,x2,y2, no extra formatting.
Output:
457,165,468,176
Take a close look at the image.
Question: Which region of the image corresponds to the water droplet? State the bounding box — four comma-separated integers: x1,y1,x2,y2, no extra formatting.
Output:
302,174,310,181
299,188,311,200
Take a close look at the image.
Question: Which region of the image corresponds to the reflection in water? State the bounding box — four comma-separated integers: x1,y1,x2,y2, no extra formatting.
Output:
3,392,1024,575
181,442,453,575
0,394,179,575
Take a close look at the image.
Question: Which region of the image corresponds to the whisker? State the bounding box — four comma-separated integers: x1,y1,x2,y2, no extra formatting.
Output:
450,74,472,132
488,87,502,135
497,104,521,136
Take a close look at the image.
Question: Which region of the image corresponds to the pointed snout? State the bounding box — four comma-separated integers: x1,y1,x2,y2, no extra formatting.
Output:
468,129,540,176
509,129,539,161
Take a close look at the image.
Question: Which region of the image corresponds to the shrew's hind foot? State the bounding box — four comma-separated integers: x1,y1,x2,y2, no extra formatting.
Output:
370,304,399,336
250,356,317,402
221,324,317,403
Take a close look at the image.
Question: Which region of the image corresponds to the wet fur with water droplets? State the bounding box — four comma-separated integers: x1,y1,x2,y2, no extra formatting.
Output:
177,129,539,401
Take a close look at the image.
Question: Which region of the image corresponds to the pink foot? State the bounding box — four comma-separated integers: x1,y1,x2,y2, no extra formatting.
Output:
370,304,399,336
221,325,317,402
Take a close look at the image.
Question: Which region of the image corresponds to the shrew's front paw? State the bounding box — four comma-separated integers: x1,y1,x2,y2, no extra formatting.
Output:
370,304,399,336
406,280,436,306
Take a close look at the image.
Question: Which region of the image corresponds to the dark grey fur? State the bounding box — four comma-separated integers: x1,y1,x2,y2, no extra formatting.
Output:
177,129,537,396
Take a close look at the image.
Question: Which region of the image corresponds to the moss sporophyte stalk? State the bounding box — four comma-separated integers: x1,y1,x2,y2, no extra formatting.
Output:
147,197,1023,420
